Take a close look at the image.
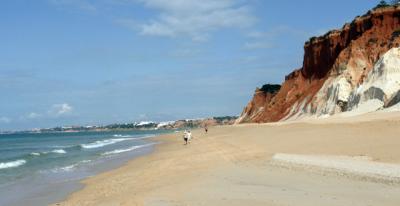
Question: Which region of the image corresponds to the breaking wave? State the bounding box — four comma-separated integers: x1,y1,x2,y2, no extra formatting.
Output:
49,160,92,173
113,134,155,139
29,149,67,156
113,134,134,138
30,152,41,156
80,138,133,149
51,149,67,154
102,143,156,156
0,159,27,170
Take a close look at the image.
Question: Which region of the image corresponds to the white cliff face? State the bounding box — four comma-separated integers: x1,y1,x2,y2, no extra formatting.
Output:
314,76,353,115
348,47,400,109
282,47,400,121
284,71,355,121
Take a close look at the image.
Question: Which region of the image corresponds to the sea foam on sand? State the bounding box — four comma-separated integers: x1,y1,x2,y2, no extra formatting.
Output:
271,153,400,183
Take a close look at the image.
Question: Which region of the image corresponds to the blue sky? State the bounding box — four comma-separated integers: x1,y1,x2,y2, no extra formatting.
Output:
0,0,378,130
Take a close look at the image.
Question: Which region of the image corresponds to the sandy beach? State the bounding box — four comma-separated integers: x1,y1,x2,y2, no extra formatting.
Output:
54,112,400,206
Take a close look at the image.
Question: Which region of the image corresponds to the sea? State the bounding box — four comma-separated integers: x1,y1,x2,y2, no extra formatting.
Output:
0,129,173,206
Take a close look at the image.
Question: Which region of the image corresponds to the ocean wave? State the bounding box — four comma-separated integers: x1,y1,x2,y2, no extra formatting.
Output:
113,134,134,138
80,138,133,149
29,149,67,156
50,164,77,173
59,164,76,171
0,159,27,170
51,149,66,154
113,134,155,139
46,160,92,173
135,134,156,140
102,143,156,156
46,145,68,149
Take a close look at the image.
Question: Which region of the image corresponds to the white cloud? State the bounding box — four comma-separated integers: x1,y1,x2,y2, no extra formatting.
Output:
27,112,41,119
132,0,256,41
48,103,73,116
0,117,11,124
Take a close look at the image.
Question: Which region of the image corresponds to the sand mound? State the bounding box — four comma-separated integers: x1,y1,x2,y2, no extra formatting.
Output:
271,153,400,183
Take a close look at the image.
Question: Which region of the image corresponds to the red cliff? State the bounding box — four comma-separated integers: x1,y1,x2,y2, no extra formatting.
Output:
238,6,400,123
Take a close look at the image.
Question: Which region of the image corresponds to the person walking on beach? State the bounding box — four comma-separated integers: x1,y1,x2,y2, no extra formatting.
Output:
183,130,188,145
183,130,192,145
204,125,208,133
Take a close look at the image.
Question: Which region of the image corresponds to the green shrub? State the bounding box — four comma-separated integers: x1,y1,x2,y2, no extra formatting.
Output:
259,84,281,94
374,0,390,9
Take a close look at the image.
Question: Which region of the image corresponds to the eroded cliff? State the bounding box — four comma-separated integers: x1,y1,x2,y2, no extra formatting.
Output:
238,6,400,123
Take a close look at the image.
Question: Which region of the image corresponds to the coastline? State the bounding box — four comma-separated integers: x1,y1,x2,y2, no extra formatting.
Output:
0,131,163,206
54,112,400,206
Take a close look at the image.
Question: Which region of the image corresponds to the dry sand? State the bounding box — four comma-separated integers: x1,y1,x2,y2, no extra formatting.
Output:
54,112,400,206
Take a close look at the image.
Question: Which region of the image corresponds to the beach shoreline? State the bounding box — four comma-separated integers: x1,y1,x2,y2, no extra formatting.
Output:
54,112,400,206
0,131,168,206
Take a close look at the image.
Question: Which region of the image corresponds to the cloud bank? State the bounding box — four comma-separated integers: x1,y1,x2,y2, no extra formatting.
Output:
48,103,73,116
134,0,256,41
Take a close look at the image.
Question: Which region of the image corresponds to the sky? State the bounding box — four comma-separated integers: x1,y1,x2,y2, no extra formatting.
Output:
0,0,379,130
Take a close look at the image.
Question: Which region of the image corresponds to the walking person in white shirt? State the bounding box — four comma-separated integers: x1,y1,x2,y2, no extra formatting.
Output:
183,130,192,145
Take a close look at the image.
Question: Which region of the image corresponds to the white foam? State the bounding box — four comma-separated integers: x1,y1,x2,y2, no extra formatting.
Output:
134,135,156,140
80,138,133,149
0,159,27,170
50,164,77,173
102,143,156,156
50,160,92,173
30,149,66,156
113,134,134,138
30,152,41,156
60,164,76,171
50,145,67,148
80,160,92,164
113,134,155,139
271,153,400,182
51,149,67,154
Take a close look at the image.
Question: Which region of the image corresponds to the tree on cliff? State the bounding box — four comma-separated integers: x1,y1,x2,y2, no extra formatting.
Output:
373,0,400,9
375,0,390,8
259,84,281,94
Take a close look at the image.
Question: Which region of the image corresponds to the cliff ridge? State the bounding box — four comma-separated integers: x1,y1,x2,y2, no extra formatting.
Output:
238,6,400,123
